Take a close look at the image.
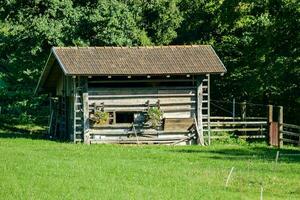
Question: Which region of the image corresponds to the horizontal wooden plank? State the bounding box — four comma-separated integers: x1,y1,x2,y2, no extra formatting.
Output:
204,128,266,132
283,123,300,130
89,108,195,112
88,79,194,84
209,116,267,120
89,86,197,91
89,129,190,135
282,130,300,137
282,138,299,144
203,121,267,125
88,101,196,107
164,118,193,131
90,140,186,145
88,93,195,99
204,135,265,139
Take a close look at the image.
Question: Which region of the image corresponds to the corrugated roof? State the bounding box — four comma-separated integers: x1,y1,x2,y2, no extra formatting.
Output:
53,45,226,75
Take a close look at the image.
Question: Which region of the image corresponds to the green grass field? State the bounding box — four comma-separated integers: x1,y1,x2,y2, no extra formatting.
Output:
0,126,300,200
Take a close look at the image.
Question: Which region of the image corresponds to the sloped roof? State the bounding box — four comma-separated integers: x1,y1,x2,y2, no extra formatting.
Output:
36,45,226,93
53,45,226,75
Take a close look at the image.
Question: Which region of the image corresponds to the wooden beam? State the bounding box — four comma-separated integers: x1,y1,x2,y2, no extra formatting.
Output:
82,77,90,144
88,79,193,84
88,93,195,99
278,106,283,148
207,74,211,145
72,76,76,142
196,77,205,145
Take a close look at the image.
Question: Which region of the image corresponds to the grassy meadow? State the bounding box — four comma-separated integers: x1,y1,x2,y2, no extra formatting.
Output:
0,126,300,200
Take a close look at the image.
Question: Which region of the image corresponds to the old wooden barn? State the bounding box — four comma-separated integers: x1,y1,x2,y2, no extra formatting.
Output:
35,45,226,145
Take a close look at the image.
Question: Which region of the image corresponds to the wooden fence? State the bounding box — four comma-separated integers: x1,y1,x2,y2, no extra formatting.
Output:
203,116,268,141
281,123,300,146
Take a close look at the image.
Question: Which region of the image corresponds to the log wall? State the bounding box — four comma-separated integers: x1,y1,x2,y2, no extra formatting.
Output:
60,75,209,144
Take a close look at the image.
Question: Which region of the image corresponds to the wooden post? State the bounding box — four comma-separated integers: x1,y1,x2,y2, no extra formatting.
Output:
232,98,235,121
207,74,211,145
196,77,204,145
48,94,53,136
268,105,273,145
72,76,76,142
278,106,283,148
241,101,247,121
82,77,90,144
241,101,247,135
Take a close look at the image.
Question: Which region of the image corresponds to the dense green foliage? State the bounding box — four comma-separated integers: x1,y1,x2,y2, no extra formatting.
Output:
0,0,299,123
0,126,300,199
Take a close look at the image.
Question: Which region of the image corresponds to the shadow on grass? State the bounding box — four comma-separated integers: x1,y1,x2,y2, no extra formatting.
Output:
171,146,300,163
0,124,43,138
0,123,68,143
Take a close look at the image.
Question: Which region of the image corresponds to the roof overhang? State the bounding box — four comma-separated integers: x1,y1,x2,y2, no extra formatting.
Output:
35,45,227,95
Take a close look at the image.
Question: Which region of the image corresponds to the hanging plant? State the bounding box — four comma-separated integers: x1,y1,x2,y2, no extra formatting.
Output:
146,107,163,128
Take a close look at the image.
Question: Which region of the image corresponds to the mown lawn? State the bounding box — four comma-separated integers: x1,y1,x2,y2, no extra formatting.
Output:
0,127,300,200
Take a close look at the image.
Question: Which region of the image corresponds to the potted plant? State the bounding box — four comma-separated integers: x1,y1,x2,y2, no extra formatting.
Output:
146,106,163,129
90,111,109,125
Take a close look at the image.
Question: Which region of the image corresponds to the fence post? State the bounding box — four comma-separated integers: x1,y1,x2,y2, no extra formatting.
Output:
232,98,235,121
278,106,283,148
241,101,247,135
268,105,273,145
241,101,247,121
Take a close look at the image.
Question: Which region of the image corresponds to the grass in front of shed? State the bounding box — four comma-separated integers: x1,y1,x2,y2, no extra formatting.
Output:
0,127,300,200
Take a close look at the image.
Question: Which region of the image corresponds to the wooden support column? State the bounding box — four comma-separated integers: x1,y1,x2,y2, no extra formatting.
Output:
268,105,273,145
241,101,247,135
196,77,204,145
48,94,53,136
82,77,90,144
72,76,76,142
241,101,247,121
207,74,211,145
278,106,283,148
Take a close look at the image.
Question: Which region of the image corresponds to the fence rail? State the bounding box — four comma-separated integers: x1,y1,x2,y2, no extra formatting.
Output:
203,116,267,140
282,123,300,146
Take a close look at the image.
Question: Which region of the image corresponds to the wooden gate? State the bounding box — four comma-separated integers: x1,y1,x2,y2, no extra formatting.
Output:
269,122,279,147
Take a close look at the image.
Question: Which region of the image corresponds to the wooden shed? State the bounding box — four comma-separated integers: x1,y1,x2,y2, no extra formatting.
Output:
35,45,226,145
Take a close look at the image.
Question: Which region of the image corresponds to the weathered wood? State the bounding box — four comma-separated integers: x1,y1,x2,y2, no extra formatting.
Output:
132,124,140,145
207,121,267,125
194,115,204,145
88,93,195,98
283,123,300,129
72,76,76,142
282,138,299,144
164,118,194,131
89,79,193,84
206,128,266,132
209,116,267,120
278,106,283,148
172,134,195,145
207,74,211,145
82,77,90,144
282,130,300,137
88,107,194,113
196,77,204,145
241,101,247,121
268,105,273,123
88,101,196,107
204,135,266,139
268,105,273,146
